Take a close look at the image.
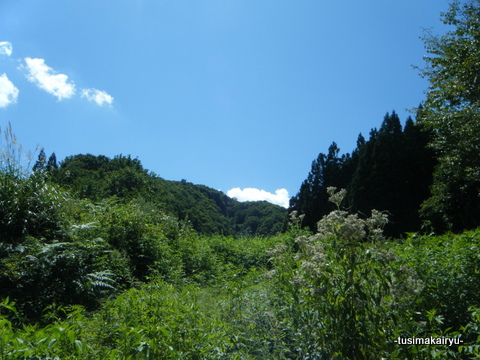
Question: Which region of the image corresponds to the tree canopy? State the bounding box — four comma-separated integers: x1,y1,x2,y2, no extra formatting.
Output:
49,153,286,236
418,0,480,231
290,112,436,237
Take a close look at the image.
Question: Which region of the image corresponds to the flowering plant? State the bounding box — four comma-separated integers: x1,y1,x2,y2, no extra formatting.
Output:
268,188,421,359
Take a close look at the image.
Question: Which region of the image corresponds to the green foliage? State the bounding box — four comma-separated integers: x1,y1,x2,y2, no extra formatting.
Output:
459,307,480,357
418,0,480,231
0,236,118,320
206,234,284,271
396,230,480,331
50,154,287,236
0,301,91,360
270,189,480,359
86,281,235,359
1,179,285,323
269,188,408,358
51,154,149,201
0,172,66,243
0,126,66,244
0,129,285,322
2,225,480,359
290,142,349,231
291,112,436,237
230,200,286,236
367,229,480,359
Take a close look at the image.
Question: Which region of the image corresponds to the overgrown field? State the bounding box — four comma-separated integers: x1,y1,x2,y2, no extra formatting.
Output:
2,230,480,359
1,124,479,359
1,173,480,359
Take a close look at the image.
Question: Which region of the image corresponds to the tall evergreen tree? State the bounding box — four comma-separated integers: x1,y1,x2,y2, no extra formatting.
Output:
401,115,437,231
290,142,347,230
293,112,436,237
32,148,47,174
349,112,436,236
46,152,58,174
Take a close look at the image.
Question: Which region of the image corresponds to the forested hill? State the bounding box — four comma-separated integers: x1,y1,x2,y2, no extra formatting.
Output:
290,111,438,237
37,153,286,236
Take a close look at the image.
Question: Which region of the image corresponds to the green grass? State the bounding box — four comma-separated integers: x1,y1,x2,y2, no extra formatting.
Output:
1,229,480,359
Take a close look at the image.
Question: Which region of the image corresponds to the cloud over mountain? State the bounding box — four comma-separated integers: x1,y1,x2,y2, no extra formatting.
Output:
227,187,290,208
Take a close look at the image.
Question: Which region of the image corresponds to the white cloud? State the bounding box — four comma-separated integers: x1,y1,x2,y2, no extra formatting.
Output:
2,44,114,107
81,88,114,106
23,57,76,100
0,41,12,57
0,73,19,108
227,187,290,208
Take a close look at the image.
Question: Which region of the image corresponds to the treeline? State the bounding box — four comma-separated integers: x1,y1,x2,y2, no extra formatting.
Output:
290,111,437,237
290,0,480,237
34,152,286,236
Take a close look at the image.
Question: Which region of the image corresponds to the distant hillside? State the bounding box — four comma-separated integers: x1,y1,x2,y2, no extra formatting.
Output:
43,153,286,236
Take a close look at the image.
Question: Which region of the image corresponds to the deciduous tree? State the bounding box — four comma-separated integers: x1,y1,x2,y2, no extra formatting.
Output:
418,0,480,230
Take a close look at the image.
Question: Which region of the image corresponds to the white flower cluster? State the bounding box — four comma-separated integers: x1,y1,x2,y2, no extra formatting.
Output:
316,210,366,245
295,236,327,279
327,186,347,209
286,189,390,292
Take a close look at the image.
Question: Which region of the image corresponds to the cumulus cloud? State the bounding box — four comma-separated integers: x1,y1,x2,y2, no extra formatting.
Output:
0,43,113,108
227,187,290,208
23,57,76,100
0,41,12,57
0,73,19,108
81,88,114,106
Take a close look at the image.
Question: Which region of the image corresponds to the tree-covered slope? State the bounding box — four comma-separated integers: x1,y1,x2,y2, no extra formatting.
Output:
43,153,286,236
290,112,437,237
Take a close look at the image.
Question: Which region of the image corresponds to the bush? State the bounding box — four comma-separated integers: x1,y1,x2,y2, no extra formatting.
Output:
0,171,66,244
396,230,480,331
0,237,117,321
267,188,421,359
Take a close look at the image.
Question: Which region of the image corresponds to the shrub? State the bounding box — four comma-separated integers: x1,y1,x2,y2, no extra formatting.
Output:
396,230,480,331
267,188,422,359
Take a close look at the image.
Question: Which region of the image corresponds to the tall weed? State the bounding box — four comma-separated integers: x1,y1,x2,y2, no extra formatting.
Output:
267,188,422,359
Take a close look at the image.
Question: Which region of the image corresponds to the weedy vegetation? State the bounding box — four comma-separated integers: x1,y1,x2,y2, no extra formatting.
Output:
2,1,480,357
1,149,479,359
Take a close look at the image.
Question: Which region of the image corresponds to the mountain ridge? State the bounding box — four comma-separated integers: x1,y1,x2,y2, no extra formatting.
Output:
41,153,287,236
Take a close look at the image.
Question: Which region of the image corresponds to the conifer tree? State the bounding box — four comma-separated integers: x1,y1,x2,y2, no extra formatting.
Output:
290,142,347,230
46,152,58,173
32,148,47,174
293,112,436,237
349,112,435,236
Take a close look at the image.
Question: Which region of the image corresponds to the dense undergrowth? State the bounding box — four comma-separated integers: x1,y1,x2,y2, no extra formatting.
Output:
1,173,480,359
1,127,479,359
2,229,480,359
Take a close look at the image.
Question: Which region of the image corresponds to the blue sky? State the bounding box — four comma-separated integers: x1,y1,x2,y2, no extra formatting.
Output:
0,1,450,207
